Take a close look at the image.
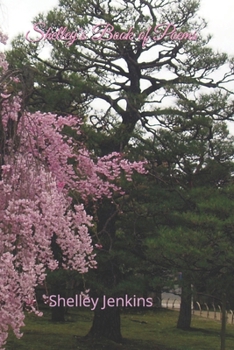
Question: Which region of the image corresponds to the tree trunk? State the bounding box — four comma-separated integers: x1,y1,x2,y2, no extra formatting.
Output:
87,199,122,342
87,302,122,342
51,303,65,322
50,236,67,322
50,279,66,322
177,275,192,330
86,120,134,341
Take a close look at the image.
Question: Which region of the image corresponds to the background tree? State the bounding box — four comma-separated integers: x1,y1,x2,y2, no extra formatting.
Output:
151,183,234,350
145,117,234,332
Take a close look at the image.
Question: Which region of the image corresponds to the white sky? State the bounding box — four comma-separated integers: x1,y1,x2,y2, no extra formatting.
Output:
1,0,59,45
1,0,234,56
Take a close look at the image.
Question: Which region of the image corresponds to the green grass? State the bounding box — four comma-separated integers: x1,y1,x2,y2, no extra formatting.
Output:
5,308,234,350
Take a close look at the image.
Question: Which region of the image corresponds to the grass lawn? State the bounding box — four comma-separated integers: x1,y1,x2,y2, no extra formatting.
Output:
5,307,234,350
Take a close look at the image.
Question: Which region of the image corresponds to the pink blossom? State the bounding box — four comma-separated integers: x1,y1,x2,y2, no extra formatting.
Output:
0,29,147,349
95,243,103,249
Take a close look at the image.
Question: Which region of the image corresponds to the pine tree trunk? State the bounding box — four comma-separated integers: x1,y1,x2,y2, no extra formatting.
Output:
50,279,66,322
86,199,122,342
87,303,122,342
50,237,66,322
51,303,65,322
177,275,192,330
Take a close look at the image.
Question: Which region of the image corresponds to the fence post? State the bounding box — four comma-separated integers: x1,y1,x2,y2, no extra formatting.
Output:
204,303,209,318
229,310,233,325
212,303,216,319
218,305,222,321
172,299,177,309
195,301,202,316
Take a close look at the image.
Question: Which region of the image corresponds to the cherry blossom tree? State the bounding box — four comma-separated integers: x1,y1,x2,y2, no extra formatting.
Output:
0,33,145,349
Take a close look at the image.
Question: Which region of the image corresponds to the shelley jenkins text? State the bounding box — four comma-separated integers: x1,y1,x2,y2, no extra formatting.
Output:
48,294,154,310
